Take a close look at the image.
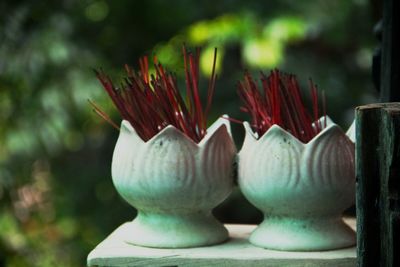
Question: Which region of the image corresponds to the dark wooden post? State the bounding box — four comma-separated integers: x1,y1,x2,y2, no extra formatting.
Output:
357,0,400,263
356,103,400,267
380,0,399,101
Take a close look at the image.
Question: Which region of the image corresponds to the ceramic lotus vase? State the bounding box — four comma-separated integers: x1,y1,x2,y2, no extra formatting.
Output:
239,117,356,251
111,117,236,248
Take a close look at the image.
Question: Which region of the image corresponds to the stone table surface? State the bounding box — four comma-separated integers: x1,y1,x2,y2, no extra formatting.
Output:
87,218,356,267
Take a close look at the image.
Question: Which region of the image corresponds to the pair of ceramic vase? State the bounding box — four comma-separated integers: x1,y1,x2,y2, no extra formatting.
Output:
112,116,356,251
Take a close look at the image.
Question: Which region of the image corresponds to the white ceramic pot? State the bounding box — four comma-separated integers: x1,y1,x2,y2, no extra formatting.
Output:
111,117,236,248
239,117,356,251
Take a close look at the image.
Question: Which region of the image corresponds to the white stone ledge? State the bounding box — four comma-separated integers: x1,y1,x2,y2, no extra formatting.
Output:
87,218,356,267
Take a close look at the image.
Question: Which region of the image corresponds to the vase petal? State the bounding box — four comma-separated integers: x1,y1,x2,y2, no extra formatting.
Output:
302,124,355,208
346,119,356,143
201,123,236,206
111,120,145,201
142,126,198,205
239,121,258,156
239,125,304,205
200,115,232,146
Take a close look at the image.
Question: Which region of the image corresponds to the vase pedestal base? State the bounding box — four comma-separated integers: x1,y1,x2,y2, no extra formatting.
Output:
249,216,356,251
124,211,228,248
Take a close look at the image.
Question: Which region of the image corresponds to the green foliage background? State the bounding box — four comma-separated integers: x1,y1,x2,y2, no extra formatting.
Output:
0,0,378,266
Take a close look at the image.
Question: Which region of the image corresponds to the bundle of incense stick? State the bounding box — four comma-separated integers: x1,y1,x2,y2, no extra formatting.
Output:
90,46,217,143
237,69,326,143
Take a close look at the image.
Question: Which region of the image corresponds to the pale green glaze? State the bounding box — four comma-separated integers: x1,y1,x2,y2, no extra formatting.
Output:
239,117,356,251
111,117,236,248
250,217,355,251
125,211,227,248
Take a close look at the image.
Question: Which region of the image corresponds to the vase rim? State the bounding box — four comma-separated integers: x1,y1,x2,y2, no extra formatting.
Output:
242,115,354,145
120,114,234,147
